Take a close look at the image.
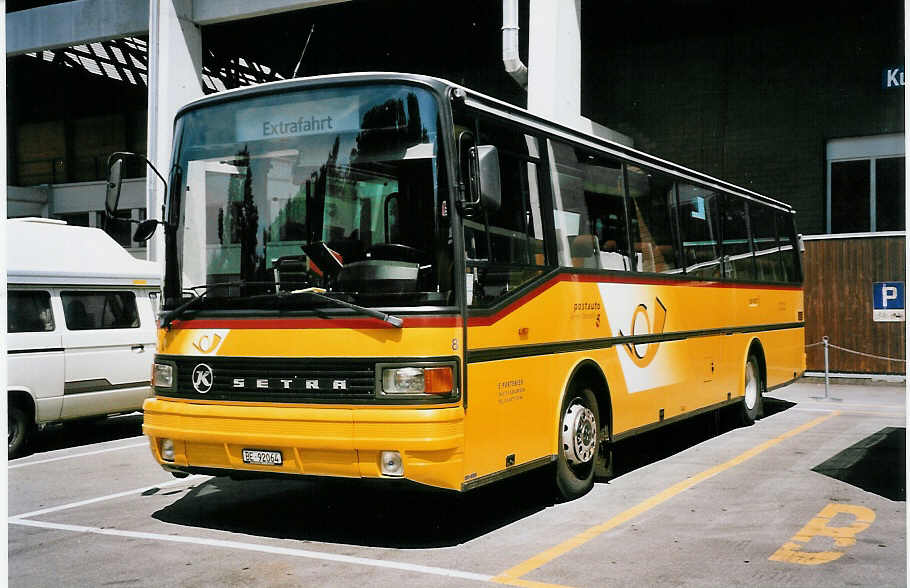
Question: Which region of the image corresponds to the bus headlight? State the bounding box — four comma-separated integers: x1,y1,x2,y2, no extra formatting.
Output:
380,365,454,396
151,362,174,389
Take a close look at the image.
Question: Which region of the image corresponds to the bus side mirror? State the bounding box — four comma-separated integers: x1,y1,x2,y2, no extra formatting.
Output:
133,218,160,242
472,145,501,212
105,155,125,216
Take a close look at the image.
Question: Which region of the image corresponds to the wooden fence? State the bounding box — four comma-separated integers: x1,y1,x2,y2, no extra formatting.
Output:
802,234,906,375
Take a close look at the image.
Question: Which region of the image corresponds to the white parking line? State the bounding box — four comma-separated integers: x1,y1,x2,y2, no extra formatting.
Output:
8,518,493,583
11,476,206,519
9,442,150,470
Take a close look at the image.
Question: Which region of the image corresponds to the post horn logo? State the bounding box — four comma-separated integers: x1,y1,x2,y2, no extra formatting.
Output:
192,333,223,354
618,297,668,368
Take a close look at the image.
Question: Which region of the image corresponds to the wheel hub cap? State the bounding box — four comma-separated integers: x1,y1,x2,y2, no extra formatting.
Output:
562,402,597,465
745,362,758,410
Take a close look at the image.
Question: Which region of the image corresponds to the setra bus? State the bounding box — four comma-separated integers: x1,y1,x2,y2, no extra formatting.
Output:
105,72,805,500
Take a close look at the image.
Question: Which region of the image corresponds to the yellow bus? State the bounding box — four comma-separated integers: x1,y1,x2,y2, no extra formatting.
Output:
106,73,805,500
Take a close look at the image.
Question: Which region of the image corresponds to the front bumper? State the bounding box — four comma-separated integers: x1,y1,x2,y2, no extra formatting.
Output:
142,398,465,490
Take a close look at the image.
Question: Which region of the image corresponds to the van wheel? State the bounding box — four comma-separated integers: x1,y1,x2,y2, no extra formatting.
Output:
555,386,599,501
740,354,763,425
8,405,30,459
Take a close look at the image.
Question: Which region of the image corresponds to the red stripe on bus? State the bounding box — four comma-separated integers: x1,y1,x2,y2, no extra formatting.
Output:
169,315,461,330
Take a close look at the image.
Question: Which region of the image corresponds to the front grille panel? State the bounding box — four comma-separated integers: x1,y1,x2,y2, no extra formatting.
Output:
163,355,376,403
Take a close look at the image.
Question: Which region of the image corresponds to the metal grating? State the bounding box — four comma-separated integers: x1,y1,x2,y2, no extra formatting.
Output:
163,355,376,404
25,37,285,94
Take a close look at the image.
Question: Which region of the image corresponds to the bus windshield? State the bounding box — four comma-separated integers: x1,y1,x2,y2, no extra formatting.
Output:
167,84,452,310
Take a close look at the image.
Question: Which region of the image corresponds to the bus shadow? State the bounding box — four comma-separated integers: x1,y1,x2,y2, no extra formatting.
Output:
609,397,796,479
19,414,144,458
151,397,796,548
152,467,556,548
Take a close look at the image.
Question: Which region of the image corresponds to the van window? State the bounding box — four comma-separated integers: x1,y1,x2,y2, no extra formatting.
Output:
61,291,140,330
8,291,55,332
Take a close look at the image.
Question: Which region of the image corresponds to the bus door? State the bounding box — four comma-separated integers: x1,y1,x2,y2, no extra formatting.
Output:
676,184,728,407
459,118,553,480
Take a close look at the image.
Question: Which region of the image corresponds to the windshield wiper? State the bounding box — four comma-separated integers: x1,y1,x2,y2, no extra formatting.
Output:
159,281,250,329
161,284,404,329
268,287,404,328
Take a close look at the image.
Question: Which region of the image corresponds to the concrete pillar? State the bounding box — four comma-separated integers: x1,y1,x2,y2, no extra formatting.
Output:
527,0,632,146
146,0,204,262
527,0,581,127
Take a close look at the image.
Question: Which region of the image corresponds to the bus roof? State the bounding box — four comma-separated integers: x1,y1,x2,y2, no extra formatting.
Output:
7,218,161,287
175,72,795,214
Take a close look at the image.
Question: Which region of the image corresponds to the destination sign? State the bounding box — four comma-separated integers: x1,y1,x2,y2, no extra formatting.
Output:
235,96,360,141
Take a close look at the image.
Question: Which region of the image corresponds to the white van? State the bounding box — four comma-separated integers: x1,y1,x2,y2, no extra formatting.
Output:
7,218,160,457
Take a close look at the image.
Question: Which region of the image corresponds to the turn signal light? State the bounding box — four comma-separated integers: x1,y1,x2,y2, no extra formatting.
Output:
423,367,454,395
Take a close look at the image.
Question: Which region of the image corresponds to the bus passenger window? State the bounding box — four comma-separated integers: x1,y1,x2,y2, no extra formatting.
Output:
677,183,722,278
549,141,629,270
626,165,682,274
720,195,755,280
749,203,784,282
776,210,801,283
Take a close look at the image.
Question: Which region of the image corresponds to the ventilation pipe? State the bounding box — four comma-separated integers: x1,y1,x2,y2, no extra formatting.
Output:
502,0,528,89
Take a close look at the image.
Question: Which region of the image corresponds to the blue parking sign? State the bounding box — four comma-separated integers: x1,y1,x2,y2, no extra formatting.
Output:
873,282,904,310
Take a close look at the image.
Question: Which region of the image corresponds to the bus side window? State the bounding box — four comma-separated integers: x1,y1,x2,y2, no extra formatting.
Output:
461,119,547,306
549,140,629,271
626,165,682,274
677,183,722,278
749,203,784,282
777,210,801,283
720,194,755,280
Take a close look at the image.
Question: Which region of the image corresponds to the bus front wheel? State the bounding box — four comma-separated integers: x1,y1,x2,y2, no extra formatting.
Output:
555,387,599,501
740,354,764,425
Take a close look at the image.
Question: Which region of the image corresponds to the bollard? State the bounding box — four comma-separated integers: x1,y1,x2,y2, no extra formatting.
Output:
810,336,842,401
823,336,829,398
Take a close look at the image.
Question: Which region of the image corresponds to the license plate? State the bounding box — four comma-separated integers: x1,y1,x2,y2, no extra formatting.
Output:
242,449,283,466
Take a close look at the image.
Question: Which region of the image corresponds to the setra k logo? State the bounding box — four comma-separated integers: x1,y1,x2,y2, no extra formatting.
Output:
192,363,214,394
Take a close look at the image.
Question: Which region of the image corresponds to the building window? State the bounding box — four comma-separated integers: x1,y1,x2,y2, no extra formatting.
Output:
827,134,905,233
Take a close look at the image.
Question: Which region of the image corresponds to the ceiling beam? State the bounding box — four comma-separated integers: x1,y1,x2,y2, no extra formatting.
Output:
7,0,149,56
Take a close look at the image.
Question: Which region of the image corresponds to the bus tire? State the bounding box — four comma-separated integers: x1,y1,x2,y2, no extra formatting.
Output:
740,354,763,425
8,404,30,459
555,386,599,501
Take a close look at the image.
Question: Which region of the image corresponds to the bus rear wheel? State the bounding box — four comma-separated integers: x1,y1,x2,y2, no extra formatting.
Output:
555,387,599,501
740,354,763,425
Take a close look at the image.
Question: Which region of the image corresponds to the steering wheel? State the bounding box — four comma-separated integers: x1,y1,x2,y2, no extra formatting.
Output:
366,243,425,263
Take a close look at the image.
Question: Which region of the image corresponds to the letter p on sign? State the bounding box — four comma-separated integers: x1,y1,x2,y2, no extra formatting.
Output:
872,282,905,322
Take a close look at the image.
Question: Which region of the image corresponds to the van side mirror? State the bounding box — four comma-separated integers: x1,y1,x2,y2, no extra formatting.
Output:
105,155,125,216
473,145,502,212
